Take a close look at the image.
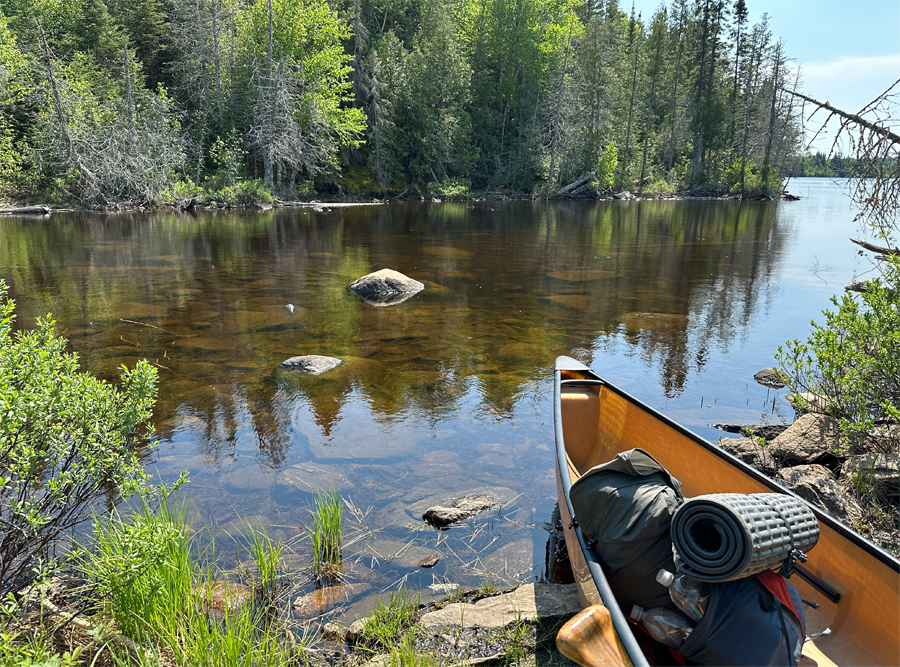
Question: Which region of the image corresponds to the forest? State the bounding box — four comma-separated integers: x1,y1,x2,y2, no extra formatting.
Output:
0,0,809,204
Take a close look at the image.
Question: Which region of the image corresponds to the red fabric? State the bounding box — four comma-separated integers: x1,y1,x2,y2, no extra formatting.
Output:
754,571,805,637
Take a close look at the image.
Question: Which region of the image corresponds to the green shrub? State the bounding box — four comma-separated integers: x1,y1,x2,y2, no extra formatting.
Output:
0,281,157,594
776,256,900,452
426,177,471,198
596,142,617,191
209,179,273,206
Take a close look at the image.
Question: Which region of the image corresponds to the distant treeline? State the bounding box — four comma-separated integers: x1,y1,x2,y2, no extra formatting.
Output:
794,152,896,178
0,0,805,204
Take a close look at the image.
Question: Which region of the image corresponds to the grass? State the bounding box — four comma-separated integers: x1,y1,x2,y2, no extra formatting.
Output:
307,489,343,579
354,592,421,652
77,488,304,667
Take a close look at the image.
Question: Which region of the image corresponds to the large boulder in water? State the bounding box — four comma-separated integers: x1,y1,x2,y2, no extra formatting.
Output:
349,269,424,296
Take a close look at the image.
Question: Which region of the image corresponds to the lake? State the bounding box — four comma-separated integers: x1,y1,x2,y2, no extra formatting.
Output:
0,178,869,621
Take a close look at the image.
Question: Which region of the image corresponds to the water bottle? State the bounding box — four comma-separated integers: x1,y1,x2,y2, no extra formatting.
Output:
656,568,709,621
630,604,694,649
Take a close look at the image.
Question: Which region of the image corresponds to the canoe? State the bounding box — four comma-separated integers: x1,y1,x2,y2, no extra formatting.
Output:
553,356,900,667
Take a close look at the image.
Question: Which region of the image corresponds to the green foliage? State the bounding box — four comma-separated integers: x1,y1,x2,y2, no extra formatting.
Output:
0,280,157,594
79,484,304,666
208,179,273,206
596,142,618,191
724,158,780,197
307,489,342,579
776,256,900,452
426,177,471,198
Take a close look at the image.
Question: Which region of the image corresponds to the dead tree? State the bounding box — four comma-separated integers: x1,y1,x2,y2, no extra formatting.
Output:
784,81,900,245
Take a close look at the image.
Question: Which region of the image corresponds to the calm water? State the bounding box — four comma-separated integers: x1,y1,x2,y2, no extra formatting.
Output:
0,178,868,620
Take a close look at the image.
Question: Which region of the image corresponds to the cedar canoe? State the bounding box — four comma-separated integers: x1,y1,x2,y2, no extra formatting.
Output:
553,356,900,667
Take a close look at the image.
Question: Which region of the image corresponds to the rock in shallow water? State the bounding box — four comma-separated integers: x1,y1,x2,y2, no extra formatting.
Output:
349,269,424,295
279,354,341,374
753,367,785,388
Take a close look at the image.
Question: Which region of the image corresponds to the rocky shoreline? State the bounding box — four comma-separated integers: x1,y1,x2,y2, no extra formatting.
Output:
714,376,899,556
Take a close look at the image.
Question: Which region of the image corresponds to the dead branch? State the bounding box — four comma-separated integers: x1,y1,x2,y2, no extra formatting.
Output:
782,86,900,146
850,238,899,255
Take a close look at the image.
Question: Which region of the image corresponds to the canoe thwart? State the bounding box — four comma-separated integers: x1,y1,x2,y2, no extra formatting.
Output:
556,604,628,667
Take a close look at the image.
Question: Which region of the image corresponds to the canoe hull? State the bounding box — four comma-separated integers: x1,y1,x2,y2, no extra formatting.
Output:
553,356,900,667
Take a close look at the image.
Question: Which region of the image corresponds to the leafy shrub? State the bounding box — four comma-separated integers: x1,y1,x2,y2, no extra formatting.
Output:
0,281,157,593
596,142,617,191
208,179,273,205
776,256,900,452
426,177,471,198
724,158,780,197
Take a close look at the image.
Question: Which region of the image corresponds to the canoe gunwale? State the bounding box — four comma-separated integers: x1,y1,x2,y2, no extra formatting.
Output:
554,356,899,574
554,368,650,667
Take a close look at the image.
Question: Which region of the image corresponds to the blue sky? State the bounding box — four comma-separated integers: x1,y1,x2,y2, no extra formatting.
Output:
626,0,900,153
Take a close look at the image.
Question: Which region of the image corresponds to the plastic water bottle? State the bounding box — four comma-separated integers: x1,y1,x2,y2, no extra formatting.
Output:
656,569,709,621
630,605,694,649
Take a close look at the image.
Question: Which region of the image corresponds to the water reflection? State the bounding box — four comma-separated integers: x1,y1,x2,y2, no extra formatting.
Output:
1,196,800,612
0,199,788,459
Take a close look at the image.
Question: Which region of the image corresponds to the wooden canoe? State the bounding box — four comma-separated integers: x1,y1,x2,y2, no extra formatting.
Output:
553,356,900,667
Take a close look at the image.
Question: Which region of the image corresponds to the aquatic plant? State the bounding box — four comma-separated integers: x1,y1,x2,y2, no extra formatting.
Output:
307,489,343,578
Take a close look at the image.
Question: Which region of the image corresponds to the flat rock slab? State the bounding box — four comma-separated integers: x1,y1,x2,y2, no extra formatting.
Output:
271,461,352,502
280,355,341,374
350,269,424,295
419,583,581,629
351,538,439,569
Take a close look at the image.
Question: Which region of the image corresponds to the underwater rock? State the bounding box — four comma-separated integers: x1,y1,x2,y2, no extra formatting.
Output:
418,555,441,568
349,269,424,295
279,354,341,374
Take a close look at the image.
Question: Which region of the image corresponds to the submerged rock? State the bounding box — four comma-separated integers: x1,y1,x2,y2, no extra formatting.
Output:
279,354,342,374
753,367,785,388
418,555,441,568
349,269,424,295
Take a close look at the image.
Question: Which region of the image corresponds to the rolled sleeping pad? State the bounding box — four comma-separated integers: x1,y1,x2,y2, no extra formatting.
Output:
671,493,819,581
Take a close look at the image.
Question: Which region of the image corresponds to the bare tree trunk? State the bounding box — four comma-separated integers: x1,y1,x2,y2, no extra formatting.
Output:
619,16,640,189
547,26,573,186
639,21,663,193
124,45,136,153
36,18,97,196
761,42,783,192
212,0,224,123
263,0,274,189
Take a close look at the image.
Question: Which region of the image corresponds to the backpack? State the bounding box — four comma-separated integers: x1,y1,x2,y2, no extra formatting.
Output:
676,572,806,666
569,448,684,611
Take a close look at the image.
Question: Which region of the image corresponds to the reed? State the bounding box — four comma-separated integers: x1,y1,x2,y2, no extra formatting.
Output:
243,523,284,604
307,489,343,578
